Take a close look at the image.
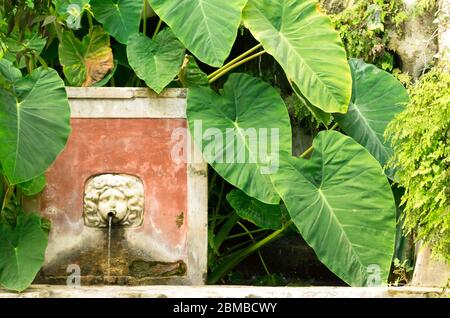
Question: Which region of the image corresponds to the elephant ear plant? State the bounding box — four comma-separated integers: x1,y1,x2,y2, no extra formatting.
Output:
0,0,411,291
0,60,71,291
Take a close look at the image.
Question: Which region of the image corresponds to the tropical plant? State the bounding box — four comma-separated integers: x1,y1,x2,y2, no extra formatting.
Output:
386,66,450,262
0,0,417,291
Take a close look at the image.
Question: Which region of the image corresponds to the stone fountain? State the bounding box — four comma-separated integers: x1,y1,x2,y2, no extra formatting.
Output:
25,87,207,286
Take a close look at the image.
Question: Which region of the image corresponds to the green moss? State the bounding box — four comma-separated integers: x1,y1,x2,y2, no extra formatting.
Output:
324,0,408,72
386,66,450,261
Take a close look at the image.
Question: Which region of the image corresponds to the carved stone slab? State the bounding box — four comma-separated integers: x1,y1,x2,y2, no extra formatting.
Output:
83,174,144,228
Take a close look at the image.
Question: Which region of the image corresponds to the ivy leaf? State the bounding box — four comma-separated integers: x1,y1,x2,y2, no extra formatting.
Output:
0,212,49,292
243,0,351,113
149,0,248,67
271,131,396,286
127,29,185,93
59,26,114,87
90,0,143,44
334,59,410,179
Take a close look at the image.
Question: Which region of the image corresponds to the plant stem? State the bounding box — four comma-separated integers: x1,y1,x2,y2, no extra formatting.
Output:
143,0,147,35
53,21,62,42
237,221,271,276
1,184,13,215
37,55,48,68
207,43,263,80
208,170,218,196
210,179,225,233
87,11,94,29
300,122,339,158
214,212,241,253
153,18,162,39
225,228,268,240
208,220,292,284
220,233,267,257
208,50,266,84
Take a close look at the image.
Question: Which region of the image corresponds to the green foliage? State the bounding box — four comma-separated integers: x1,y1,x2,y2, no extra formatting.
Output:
0,212,49,292
0,60,71,185
243,0,351,113
53,0,91,30
90,0,143,44
59,26,113,86
0,0,422,289
17,174,47,196
414,0,438,16
127,29,185,93
226,189,285,230
271,131,396,286
386,67,450,261
187,73,292,204
334,59,410,179
178,55,209,88
148,0,248,67
328,0,408,71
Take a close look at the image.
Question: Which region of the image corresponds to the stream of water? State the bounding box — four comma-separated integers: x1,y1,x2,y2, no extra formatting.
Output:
107,215,112,278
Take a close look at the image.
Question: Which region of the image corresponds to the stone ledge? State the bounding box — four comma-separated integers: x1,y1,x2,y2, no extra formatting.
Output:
0,285,447,298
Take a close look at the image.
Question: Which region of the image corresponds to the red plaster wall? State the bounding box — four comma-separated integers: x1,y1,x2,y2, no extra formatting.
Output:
41,118,188,249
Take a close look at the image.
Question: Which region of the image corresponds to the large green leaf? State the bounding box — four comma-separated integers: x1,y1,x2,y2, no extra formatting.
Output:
59,26,114,86
271,131,396,286
227,189,283,230
148,0,248,67
90,0,143,44
127,29,185,93
0,212,49,292
243,0,351,113
187,73,291,204
334,59,410,179
0,63,71,185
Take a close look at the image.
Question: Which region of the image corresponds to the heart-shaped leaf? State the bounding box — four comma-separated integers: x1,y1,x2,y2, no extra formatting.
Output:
227,189,284,230
187,73,291,204
0,212,49,292
243,0,351,113
127,29,185,93
271,131,396,286
90,0,143,44
59,26,114,86
148,0,248,67
334,59,410,179
0,62,71,185
53,0,91,30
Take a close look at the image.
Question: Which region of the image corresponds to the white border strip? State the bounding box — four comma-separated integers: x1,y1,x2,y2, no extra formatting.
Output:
67,87,188,119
